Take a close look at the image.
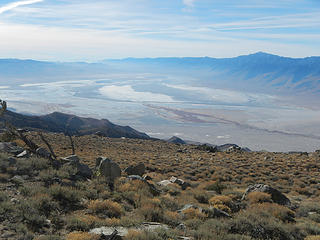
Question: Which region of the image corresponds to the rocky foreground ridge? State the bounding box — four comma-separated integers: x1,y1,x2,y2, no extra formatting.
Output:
0,131,320,240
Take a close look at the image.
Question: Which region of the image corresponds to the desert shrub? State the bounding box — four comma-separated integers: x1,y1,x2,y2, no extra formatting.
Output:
17,232,34,240
209,195,235,213
138,201,163,222
294,187,313,196
66,215,105,231
194,191,209,204
119,215,143,227
50,213,65,231
66,232,99,240
35,235,63,240
160,194,179,211
205,181,226,194
104,217,121,226
309,213,320,223
16,157,51,175
87,199,123,218
0,198,15,221
75,181,98,200
191,218,228,240
251,203,295,223
184,218,203,230
163,210,181,226
0,157,9,173
39,168,58,186
305,236,320,240
182,208,207,220
0,172,10,182
297,221,320,236
32,193,59,217
49,184,84,211
227,208,304,240
247,192,272,204
297,201,320,217
19,184,46,197
124,228,177,240
18,200,47,232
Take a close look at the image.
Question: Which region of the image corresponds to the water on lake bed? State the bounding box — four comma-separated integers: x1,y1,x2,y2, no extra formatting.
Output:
1,77,320,152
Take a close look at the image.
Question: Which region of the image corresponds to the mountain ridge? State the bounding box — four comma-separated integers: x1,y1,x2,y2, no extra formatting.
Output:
0,110,150,140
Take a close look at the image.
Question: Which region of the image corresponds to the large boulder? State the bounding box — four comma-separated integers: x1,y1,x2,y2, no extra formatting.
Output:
0,142,24,155
96,157,121,180
63,155,93,179
124,163,145,176
242,184,291,206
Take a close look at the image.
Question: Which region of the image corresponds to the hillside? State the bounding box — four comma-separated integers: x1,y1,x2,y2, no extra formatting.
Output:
0,110,150,139
0,131,320,239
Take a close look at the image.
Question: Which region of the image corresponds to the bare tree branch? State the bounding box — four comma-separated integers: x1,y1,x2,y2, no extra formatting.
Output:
68,134,75,155
39,132,57,160
0,100,7,116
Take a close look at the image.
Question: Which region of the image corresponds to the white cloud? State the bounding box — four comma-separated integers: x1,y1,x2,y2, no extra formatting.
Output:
99,85,174,102
0,0,43,14
183,0,195,7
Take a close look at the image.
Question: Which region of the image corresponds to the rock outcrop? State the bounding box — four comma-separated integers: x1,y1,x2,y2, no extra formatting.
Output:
124,163,145,176
62,155,93,179
96,157,121,180
242,184,291,206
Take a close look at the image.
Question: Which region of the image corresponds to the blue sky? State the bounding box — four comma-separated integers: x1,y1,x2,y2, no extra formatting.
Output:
0,0,319,61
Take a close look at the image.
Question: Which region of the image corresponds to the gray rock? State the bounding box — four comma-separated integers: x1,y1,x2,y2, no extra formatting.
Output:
90,222,168,238
64,155,92,179
178,204,203,214
16,150,29,158
97,157,121,180
127,175,145,181
176,223,186,231
207,207,231,218
10,175,24,185
157,180,172,187
36,147,51,158
242,184,291,206
90,226,128,237
0,142,24,155
124,163,145,176
169,176,191,190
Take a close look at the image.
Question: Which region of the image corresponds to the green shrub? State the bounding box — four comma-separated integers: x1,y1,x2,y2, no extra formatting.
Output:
18,201,47,232
205,181,226,194
49,184,84,211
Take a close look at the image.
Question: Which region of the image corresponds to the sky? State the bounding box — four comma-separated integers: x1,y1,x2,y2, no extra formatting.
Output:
0,0,319,61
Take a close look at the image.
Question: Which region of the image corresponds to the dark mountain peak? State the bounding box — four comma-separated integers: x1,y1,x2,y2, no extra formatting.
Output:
167,136,186,144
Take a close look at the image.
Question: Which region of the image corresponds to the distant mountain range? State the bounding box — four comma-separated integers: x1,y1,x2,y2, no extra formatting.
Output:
0,110,150,139
1,52,320,96
104,52,320,95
